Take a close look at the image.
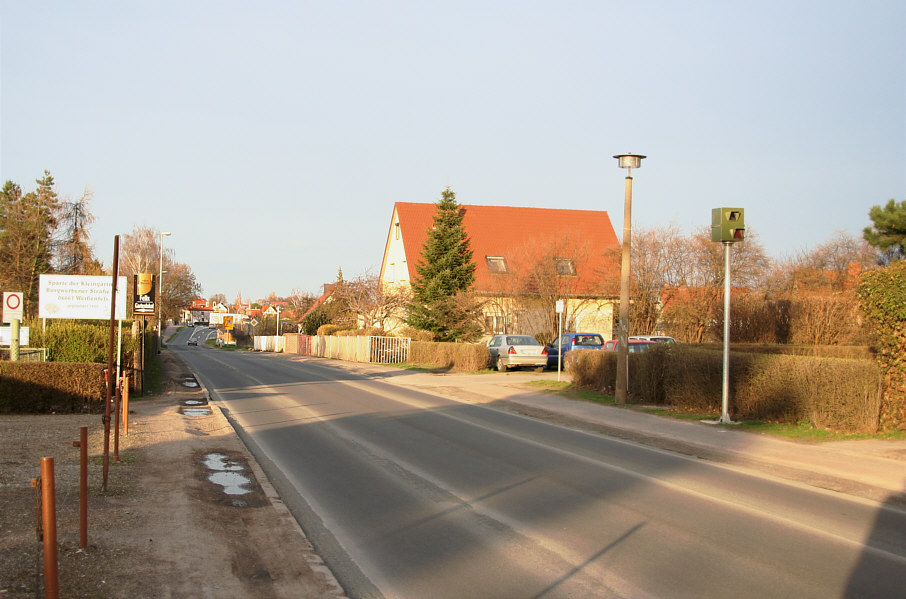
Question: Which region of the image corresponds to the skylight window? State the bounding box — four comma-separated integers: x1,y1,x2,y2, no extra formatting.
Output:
555,258,576,276
486,256,508,274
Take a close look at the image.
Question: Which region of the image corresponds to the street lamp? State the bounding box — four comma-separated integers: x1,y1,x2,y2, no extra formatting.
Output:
613,153,645,404
158,231,171,353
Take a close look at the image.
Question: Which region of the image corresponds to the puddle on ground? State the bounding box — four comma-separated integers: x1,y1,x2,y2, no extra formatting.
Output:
184,400,205,406
182,408,212,417
182,378,199,388
203,453,251,496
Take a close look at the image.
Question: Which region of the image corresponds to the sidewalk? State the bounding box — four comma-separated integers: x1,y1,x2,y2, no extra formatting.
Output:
329,361,906,506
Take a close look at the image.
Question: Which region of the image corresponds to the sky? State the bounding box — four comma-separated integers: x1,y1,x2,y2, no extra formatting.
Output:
1,1,903,303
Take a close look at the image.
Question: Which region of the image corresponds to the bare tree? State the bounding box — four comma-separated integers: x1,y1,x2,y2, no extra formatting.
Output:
120,226,201,324
336,271,411,331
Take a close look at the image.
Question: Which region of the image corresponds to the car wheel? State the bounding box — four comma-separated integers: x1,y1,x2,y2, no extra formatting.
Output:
496,356,507,372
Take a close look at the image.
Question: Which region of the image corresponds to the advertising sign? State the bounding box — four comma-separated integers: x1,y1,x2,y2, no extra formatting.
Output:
39,275,127,320
3,292,23,323
133,273,156,314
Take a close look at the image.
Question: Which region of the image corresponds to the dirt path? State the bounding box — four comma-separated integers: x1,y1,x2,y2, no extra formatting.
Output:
0,351,345,598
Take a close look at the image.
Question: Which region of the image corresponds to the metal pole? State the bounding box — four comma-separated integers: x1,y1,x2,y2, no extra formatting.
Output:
557,308,563,382
73,427,88,548
615,173,633,404
123,375,130,435
10,318,20,361
40,457,59,599
104,235,119,491
720,241,732,423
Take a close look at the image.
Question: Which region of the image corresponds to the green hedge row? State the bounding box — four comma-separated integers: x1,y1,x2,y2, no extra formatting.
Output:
0,362,108,413
569,347,882,433
409,341,489,371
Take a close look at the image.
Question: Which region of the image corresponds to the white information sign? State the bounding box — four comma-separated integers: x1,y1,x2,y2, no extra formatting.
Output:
39,275,127,320
0,326,29,346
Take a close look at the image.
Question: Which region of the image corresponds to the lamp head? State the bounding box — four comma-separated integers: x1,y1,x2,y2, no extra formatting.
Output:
613,153,646,170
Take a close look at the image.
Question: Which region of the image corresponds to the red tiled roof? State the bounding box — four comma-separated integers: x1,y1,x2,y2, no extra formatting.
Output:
390,203,620,295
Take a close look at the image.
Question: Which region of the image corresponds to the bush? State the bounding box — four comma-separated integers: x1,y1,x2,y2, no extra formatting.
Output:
409,341,489,371
0,362,107,413
317,324,343,336
397,326,435,342
568,347,882,433
29,320,138,363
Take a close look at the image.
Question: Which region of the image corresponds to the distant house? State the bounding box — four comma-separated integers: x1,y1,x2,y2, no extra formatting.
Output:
379,202,622,337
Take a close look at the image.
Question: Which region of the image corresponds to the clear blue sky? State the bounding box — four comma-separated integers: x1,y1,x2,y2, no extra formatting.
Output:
2,1,903,302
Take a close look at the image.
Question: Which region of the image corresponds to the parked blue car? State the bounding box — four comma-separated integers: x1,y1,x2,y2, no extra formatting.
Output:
546,333,605,367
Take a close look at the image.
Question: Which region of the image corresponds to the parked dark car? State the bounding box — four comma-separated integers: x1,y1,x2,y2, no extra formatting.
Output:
603,339,657,353
630,335,676,344
546,332,605,367
487,334,548,372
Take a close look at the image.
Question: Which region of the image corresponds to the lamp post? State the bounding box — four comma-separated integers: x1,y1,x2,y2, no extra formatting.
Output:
158,231,171,353
613,153,645,404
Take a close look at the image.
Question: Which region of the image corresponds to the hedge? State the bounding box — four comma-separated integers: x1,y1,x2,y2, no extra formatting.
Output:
409,341,489,371
569,347,882,433
0,362,107,413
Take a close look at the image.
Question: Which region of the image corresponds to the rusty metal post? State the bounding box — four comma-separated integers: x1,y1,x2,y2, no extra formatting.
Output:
40,457,60,599
114,381,121,462
73,427,88,548
123,375,130,435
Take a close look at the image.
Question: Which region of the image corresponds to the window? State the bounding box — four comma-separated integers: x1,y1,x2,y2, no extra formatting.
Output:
486,256,508,274
555,258,576,276
394,222,401,240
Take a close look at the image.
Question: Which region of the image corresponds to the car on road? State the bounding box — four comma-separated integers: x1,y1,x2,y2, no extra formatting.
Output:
487,335,548,372
603,339,657,353
546,332,605,367
187,337,198,346
630,335,676,344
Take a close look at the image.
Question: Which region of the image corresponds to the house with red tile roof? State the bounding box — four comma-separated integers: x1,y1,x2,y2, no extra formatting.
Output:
380,202,622,337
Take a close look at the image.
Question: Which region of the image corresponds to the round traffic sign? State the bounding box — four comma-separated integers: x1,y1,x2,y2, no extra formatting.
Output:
5,293,21,310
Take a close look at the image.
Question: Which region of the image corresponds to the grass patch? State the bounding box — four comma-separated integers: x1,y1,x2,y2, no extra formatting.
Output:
525,381,906,441
523,380,617,405
146,354,165,395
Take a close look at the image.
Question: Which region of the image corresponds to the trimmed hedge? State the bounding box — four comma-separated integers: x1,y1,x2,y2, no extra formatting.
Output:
569,347,882,433
0,362,107,413
409,341,489,371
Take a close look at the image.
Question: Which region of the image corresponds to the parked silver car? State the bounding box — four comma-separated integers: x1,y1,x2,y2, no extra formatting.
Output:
487,335,548,372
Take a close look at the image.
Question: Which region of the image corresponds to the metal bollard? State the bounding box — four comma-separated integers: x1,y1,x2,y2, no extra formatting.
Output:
123,375,130,435
33,457,60,599
72,427,88,548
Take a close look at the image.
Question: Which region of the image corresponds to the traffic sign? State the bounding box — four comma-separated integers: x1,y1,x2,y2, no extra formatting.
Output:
3,292,23,323
223,316,234,331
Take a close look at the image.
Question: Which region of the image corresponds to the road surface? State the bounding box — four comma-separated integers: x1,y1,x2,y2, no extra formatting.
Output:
172,331,906,599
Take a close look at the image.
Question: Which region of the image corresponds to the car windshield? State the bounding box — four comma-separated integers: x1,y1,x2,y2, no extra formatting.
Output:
574,335,602,346
505,336,538,346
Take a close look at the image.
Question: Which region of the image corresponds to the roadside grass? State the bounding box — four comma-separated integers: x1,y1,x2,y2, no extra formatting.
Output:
146,354,165,395
522,380,906,441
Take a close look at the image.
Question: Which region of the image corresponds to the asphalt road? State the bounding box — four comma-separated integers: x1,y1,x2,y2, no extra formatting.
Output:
172,331,906,599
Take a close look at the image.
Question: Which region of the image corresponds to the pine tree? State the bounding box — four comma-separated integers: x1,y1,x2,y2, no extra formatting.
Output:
0,172,60,316
406,187,480,341
864,199,906,262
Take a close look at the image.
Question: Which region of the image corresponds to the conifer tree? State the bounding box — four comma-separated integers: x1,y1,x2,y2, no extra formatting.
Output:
864,199,906,262
406,187,481,341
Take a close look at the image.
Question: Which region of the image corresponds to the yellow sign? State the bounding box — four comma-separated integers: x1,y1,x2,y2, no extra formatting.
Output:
223,316,234,330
